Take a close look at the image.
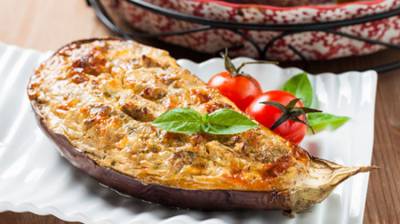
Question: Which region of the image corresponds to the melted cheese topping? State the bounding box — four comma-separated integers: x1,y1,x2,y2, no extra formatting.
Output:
28,40,309,191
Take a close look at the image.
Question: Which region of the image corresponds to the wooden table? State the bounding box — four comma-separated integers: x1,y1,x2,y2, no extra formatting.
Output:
1,0,399,223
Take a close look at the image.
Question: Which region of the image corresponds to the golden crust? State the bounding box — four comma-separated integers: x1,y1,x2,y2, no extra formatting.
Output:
28,39,370,211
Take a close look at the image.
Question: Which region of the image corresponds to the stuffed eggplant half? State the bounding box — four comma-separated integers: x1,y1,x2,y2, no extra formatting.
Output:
28,38,370,212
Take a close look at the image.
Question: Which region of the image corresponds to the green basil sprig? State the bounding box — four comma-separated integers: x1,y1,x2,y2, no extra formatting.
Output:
307,113,350,132
152,108,257,135
282,72,313,107
282,73,350,133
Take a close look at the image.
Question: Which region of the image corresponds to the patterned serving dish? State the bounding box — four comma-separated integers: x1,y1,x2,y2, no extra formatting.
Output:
107,0,400,60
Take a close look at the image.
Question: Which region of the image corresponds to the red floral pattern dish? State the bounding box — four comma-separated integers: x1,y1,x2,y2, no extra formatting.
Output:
111,0,400,60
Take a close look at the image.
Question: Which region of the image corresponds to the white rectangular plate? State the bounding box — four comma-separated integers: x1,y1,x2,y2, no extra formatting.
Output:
0,42,377,224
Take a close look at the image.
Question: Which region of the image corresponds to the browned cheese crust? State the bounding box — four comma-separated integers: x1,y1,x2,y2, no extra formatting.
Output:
28,38,370,212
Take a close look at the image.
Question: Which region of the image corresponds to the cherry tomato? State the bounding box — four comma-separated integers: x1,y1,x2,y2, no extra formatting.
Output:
245,90,307,144
208,71,262,111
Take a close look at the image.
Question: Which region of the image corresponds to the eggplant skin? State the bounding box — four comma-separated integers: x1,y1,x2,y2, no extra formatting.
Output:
28,38,371,212
34,109,291,211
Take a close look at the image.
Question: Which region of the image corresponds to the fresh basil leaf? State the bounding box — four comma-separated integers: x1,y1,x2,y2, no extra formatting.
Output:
282,73,313,107
152,108,203,134
153,108,258,135
308,112,350,132
204,109,257,135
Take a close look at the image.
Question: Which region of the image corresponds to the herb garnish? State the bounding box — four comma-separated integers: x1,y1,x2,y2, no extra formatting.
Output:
152,108,257,135
281,73,350,132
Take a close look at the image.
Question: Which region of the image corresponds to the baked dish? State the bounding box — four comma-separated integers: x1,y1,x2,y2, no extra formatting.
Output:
27,38,370,212
108,0,399,60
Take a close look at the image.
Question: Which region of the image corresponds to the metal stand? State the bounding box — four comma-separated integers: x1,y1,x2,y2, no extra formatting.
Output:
88,0,400,73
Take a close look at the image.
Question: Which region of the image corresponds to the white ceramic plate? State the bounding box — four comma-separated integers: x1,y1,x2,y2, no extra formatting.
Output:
0,42,377,224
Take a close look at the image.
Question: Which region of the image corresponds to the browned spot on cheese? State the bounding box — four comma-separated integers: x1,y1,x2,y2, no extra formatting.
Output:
83,105,113,129
204,101,233,113
71,73,89,84
141,86,167,101
191,88,211,104
164,95,179,109
161,132,187,147
262,156,292,179
121,101,155,122
71,46,109,76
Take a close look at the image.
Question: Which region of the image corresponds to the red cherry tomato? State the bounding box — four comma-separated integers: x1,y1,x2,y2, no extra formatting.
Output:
208,71,262,111
245,90,307,144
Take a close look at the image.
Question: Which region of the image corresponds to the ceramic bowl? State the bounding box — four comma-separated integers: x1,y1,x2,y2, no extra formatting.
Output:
110,0,400,60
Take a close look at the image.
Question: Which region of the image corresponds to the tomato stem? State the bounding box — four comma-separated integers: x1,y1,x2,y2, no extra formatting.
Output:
261,98,321,134
236,61,277,74
222,49,238,75
221,49,276,76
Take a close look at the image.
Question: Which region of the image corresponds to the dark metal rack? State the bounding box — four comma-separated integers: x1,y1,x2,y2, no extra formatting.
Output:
88,0,400,73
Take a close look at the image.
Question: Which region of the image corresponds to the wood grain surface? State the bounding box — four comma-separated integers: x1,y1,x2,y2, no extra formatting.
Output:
0,0,399,223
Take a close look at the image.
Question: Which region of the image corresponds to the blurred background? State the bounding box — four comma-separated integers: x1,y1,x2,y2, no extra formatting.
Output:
0,0,399,223
2,0,400,73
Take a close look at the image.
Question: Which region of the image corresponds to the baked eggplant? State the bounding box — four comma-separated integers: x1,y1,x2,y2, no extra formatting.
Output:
27,38,371,212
